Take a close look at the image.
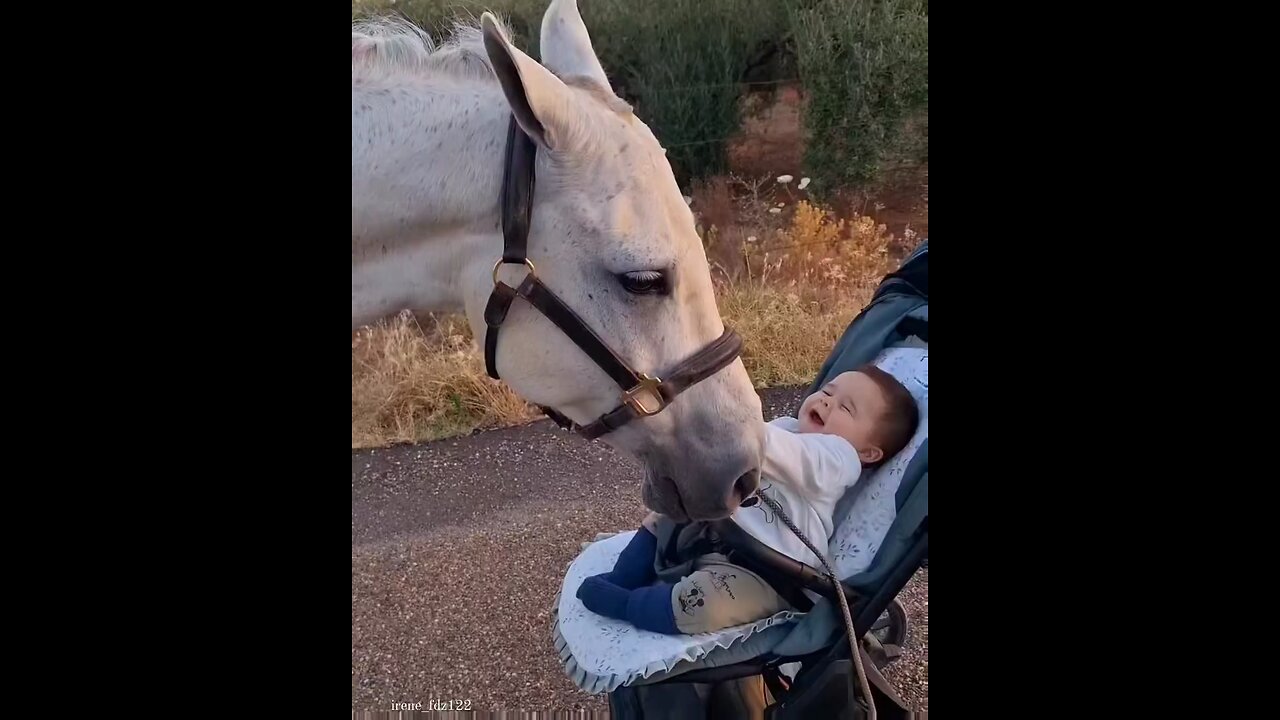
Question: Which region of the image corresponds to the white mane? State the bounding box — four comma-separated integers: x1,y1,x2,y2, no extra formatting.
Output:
351,17,503,83
351,16,629,112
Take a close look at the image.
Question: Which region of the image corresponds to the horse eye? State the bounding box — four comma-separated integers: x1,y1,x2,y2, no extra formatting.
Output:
618,271,669,296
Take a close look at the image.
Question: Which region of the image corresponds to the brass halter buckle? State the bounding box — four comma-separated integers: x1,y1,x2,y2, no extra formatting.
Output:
492,258,537,287
622,373,665,417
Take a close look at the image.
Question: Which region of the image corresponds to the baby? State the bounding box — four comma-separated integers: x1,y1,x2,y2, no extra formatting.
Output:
577,364,919,635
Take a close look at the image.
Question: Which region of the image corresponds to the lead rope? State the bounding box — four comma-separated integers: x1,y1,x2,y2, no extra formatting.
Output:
754,491,876,720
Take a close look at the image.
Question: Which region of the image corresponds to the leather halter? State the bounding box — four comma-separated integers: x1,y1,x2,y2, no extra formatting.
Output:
483,117,744,439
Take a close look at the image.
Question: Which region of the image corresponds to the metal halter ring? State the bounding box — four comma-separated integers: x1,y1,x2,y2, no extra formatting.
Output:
492,258,537,287
621,373,665,417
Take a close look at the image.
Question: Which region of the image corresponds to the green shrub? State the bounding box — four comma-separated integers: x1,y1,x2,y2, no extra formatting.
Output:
791,0,928,192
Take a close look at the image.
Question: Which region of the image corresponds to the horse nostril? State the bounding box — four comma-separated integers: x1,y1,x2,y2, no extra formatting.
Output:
734,469,760,504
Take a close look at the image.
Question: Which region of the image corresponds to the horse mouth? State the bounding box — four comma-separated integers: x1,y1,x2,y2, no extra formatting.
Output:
643,473,690,522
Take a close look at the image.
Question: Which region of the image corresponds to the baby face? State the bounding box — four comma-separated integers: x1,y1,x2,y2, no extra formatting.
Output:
796,371,890,464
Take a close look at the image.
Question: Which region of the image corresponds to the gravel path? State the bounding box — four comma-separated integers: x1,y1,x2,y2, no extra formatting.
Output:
352,387,927,713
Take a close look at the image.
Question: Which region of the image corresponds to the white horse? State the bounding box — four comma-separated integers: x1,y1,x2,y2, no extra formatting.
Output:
352,0,762,520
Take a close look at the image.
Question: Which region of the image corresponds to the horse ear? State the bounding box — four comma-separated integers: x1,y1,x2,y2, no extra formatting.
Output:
481,13,577,151
540,0,610,91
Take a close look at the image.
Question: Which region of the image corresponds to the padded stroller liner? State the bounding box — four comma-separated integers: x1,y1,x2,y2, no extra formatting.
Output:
830,345,928,578
553,531,803,694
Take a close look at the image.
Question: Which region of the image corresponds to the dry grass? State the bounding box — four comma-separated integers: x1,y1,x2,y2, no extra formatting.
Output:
351,314,538,449
717,284,859,388
708,181,903,387
351,183,916,449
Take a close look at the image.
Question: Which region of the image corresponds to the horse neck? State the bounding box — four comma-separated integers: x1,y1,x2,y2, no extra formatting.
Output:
351,77,510,327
